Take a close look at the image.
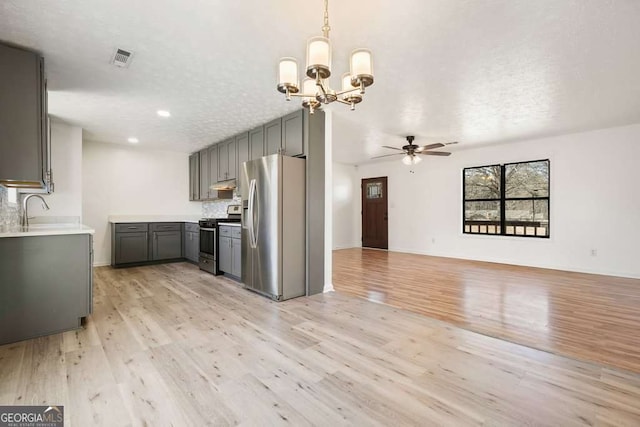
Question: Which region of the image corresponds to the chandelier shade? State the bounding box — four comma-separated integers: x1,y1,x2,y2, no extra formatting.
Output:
276,0,374,113
306,36,332,79
277,58,299,94
350,49,374,87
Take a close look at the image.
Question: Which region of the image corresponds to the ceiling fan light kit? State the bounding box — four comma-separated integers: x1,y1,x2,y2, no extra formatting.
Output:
373,136,457,165
276,0,374,114
402,154,422,166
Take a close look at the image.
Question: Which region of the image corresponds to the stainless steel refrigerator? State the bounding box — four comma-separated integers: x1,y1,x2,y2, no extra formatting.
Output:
240,154,306,301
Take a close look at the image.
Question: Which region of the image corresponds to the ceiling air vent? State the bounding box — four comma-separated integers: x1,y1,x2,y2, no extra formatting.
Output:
111,48,134,68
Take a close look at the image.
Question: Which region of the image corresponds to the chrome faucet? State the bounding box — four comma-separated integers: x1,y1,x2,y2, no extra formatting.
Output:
21,194,50,227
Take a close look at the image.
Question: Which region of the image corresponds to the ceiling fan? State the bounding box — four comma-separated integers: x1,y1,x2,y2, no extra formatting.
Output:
372,136,458,165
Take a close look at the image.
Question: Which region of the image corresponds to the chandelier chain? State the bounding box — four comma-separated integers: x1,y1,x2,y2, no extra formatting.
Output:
322,0,331,38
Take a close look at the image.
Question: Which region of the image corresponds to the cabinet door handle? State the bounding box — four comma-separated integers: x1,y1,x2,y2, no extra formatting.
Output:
127,226,137,229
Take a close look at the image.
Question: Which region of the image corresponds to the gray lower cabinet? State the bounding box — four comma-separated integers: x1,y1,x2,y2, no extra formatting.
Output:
113,223,149,265
232,234,241,277
219,235,232,274
0,233,93,345
184,223,200,263
219,225,241,278
0,42,52,191
112,222,184,266
151,223,183,261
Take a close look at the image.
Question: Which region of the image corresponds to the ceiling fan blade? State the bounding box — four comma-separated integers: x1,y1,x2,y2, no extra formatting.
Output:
416,143,445,152
371,153,404,159
421,151,451,156
444,141,459,145
381,145,403,151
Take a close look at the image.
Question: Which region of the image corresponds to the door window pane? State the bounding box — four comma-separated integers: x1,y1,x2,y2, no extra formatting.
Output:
366,182,383,199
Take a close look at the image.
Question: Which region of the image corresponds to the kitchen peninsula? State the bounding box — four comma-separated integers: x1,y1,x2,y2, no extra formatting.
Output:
0,224,95,345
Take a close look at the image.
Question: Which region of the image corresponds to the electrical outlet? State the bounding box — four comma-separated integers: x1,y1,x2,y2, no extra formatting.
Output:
591,249,597,257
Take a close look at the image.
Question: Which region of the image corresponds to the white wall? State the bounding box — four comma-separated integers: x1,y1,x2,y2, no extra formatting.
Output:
83,141,201,265
332,162,360,249
347,123,640,279
25,121,83,219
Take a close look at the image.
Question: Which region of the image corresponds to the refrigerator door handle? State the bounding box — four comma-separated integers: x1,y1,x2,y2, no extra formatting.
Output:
248,178,257,249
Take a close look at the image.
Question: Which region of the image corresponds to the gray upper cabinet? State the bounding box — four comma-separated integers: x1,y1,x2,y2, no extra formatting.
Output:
282,109,305,157
199,148,209,200
218,137,238,181
237,131,249,174
264,118,282,156
189,152,200,201
0,42,52,191
249,126,265,161
207,145,218,199
217,139,229,181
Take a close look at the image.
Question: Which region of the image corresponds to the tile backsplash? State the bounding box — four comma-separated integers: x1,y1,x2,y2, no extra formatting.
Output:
0,186,21,230
202,192,241,218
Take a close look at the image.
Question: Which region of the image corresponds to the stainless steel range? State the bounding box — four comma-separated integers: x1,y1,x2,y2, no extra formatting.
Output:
199,205,241,274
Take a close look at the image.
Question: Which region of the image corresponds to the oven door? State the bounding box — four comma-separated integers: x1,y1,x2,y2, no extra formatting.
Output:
200,227,216,258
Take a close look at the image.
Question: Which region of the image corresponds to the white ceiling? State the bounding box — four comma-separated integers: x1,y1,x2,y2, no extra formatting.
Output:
2,0,640,163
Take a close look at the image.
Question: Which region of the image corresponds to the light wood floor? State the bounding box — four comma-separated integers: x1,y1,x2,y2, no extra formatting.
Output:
1,262,640,425
333,248,640,374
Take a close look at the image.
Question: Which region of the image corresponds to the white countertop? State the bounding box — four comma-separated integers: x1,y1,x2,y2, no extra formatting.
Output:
108,215,202,224
0,224,95,238
218,222,241,227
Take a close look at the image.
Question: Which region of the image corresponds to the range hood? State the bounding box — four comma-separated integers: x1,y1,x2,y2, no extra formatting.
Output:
210,179,236,191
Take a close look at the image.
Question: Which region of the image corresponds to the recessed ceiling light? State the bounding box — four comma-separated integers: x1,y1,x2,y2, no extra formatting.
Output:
157,110,171,117
128,137,139,143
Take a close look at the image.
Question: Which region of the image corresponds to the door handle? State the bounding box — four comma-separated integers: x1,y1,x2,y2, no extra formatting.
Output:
248,178,257,249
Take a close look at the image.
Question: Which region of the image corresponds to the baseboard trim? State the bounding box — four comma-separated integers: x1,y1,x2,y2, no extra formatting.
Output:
383,246,640,280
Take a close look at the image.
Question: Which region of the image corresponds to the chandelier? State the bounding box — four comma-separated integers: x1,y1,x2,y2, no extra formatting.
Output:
276,0,374,114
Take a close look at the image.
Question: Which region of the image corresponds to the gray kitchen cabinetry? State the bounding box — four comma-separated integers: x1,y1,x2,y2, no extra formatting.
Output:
0,233,93,345
112,222,191,267
232,227,241,278
0,42,52,191
237,131,249,174
199,148,210,200
151,223,183,261
184,223,200,263
218,225,241,278
189,152,200,201
264,117,282,156
218,137,238,181
249,126,265,161
208,145,219,198
112,223,149,265
282,109,305,157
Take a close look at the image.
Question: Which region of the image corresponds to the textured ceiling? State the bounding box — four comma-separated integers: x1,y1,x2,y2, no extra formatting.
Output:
1,0,640,163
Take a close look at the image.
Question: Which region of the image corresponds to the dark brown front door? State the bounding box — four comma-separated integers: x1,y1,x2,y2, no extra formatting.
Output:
361,177,388,249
